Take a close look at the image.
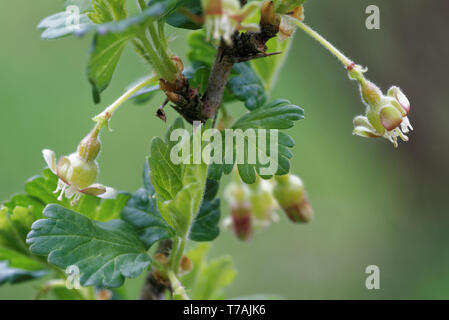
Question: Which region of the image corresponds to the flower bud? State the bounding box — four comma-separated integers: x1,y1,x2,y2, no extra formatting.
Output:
260,0,278,26
225,182,252,241
273,174,313,223
77,129,101,161
360,79,383,107
248,179,277,223
230,200,252,241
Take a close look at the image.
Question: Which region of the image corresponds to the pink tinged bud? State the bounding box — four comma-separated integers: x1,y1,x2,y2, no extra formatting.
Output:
380,105,403,131
230,201,252,241
273,175,313,224
284,196,313,223
360,80,382,107
388,86,410,115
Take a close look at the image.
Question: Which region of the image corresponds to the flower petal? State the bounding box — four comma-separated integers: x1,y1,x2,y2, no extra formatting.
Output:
42,149,57,173
79,183,106,196
380,106,403,131
98,187,118,199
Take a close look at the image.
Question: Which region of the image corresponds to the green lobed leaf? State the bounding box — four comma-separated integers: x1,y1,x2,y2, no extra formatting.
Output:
37,12,94,40
149,0,203,29
208,99,304,184
149,118,210,238
181,244,236,300
27,204,151,288
0,261,47,286
1,167,131,284
189,179,220,242
148,118,186,202
227,62,268,110
88,32,131,103
121,163,175,249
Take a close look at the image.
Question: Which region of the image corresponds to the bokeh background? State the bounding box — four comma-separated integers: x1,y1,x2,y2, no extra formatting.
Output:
1,0,448,299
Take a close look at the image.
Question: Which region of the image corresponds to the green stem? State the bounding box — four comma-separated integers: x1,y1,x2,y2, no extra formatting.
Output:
93,74,158,127
171,237,185,273
167,270,190,300
34,279,89,300
294,20,354,68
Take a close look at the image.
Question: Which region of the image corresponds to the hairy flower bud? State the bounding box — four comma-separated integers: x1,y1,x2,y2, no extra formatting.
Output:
77,130,101,161
230,200,252,241
273,174,313,223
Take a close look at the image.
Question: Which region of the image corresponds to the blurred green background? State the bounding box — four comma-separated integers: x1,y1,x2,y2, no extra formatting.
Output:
1,0,448,299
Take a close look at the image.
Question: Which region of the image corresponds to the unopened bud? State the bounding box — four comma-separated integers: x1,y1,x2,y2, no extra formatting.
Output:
77,129,101,161
360,79,382,107
260,0,278,26
231,200,252,240
273,174,313,223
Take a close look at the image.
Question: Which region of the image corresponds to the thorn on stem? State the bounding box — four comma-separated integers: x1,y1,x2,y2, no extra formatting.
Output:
156,99,168,122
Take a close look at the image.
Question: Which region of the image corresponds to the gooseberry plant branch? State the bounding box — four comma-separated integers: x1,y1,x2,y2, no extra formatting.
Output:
93,74,158,128
294,20,354,69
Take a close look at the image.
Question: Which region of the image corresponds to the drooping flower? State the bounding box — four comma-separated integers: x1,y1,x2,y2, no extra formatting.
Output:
42,129,115,205
350,67,413,147
202,0,260,44
272,174,313,223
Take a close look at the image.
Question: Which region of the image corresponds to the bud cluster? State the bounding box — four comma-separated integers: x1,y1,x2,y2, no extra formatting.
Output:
224,173,313,241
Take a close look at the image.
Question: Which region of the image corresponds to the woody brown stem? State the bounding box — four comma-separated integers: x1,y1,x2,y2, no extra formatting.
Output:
159,1,280,123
